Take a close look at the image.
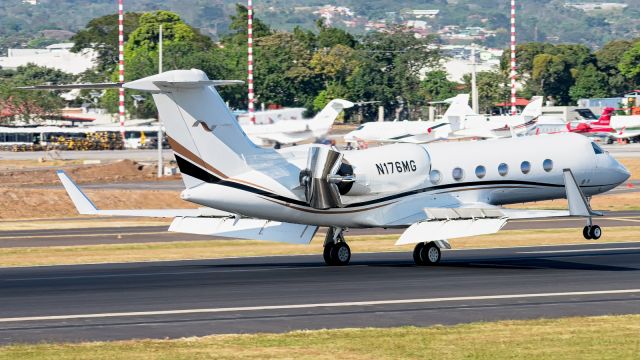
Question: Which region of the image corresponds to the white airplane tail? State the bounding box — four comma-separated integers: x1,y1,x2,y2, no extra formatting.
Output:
309,99,354,134
124,69,266,189
521,96,543,118
443,94,475,131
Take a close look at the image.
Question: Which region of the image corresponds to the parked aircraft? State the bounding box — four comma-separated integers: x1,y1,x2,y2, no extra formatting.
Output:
45,70,629,266
530,107,640,141
241,99,353,147
344,96,547,143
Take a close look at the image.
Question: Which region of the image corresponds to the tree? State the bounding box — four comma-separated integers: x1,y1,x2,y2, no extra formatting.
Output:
596,39,635,95
420,70,459,102
349,29,441,120
531,53,573,105
463,71,509,113
102,11,223,118
619,42,640,88
0,64,74,124
71,13,142,72
316,19,356,49
569,64,610,102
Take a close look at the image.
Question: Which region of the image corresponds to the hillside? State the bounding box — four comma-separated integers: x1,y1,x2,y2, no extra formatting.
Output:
0,0,639,55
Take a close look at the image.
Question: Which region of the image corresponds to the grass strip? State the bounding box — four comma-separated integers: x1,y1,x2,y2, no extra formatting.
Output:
1,315,639,359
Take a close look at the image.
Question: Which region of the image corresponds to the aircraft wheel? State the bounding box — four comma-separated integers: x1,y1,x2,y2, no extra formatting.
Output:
583,226,592,240
329,242,351,266
413,243,426,265
418,242,441,265
323,243,334,265
589,225,602,240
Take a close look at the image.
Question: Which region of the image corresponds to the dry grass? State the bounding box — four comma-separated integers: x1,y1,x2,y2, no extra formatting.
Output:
619,157,640,180
1,227,639,268
508,191,640,211
0,188,195,220
0,159,84,170
1,315,639,360
0,218,172,231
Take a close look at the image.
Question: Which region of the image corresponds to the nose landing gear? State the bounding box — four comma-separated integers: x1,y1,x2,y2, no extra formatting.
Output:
583,216,602,240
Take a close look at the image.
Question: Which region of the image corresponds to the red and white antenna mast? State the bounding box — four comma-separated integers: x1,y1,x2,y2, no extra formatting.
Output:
118,0,126,138
247,0,256,123
510,0,517,115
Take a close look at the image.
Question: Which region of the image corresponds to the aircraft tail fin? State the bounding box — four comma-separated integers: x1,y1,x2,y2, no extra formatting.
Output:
124,70,265,189
309,99,354,133
443,94,474,131
593,107,615,126
521,96,543,118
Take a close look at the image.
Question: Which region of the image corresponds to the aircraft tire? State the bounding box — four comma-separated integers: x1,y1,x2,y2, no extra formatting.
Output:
323,243,334,265
329,242,351,266
583,226,592,240
419,242,441,265
413,243,426,265
589,225,602,240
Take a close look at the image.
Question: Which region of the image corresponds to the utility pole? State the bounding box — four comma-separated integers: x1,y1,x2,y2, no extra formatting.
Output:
471,46,479,114
157,24,164,178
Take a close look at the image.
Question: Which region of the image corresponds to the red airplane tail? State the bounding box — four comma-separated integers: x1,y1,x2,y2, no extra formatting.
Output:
593,107,614,126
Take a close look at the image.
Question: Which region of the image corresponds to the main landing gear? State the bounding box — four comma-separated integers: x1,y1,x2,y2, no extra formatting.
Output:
413,241,447,266
583,218,602,240
323,227,351,266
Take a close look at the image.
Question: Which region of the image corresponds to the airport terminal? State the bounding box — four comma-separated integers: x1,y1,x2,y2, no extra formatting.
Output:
0,0,639,358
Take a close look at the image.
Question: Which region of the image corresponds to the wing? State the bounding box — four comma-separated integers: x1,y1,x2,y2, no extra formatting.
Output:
57,171,317,244
395,169,599,245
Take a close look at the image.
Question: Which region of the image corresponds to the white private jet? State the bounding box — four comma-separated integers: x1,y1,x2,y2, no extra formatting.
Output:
48,70,629,266
241,99,353,147
344,95,548,144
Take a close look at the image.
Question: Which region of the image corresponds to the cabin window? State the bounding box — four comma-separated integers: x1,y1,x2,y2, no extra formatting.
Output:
429,170,442,185
592,142,604,155
543,159,553,172
452,167,464,181
521,161,531,174
475,165,486,179
498,163,509,176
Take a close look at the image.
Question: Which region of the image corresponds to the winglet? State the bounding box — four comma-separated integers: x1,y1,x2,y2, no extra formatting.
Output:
562,169,601,217
56,171,98,215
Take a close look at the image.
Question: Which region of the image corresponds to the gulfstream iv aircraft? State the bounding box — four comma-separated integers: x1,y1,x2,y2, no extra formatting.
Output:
52,70,630,266
240,99,353,147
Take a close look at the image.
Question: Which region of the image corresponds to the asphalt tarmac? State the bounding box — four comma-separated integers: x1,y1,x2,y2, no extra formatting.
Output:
1,211,639,248
0,242,639,344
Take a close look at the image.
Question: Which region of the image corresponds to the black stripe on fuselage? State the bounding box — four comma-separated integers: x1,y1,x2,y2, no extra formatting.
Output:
175,155,615,210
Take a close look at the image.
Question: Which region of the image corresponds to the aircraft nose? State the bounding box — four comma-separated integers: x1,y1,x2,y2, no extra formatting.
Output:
612,158,631,185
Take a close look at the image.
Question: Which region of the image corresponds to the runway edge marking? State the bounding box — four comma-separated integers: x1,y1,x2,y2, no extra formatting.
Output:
1,289,639,323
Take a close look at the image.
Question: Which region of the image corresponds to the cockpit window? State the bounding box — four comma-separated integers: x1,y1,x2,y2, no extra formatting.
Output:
356,125,365,130
592,142,604,155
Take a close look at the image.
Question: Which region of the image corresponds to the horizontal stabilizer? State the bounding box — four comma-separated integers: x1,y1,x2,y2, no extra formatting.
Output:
169,217,318,244
18,83,122,90
56,170,231,218
396,208,507,245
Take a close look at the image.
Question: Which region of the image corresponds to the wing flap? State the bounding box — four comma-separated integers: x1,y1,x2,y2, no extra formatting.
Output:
169,217,318,244
396,207,508,245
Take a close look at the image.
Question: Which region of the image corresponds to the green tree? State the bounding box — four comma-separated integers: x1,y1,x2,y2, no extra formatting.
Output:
596,39,635,95
530,53,573,105
619,42,640,88
71,13,142,72
348,29,441,120
569,64,610,102
0,64,74,124
420,70,459,102
103,11,225,118
463,71,509,113
316,19,356,49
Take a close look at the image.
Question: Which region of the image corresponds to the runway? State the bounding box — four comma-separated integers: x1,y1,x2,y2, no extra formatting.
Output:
1,211,639,248
0,242,639,344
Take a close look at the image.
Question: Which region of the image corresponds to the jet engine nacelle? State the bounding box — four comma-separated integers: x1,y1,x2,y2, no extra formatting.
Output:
299,146,354,210
341,143,431,196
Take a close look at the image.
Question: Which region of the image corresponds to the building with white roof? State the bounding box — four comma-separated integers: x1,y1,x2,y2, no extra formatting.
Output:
0,43,96,75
